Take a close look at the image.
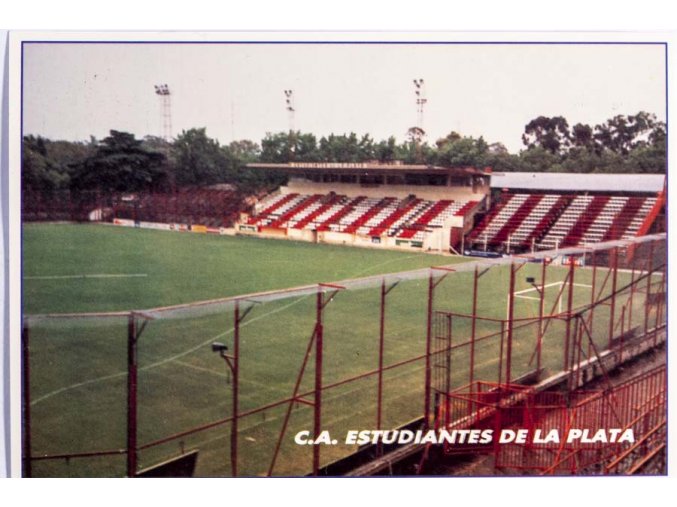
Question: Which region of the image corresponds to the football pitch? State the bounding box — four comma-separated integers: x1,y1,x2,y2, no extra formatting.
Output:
22,223,643,477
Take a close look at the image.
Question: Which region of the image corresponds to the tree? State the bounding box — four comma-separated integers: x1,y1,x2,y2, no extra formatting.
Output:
485,144,522,173
22,135,93,195
406,126,426,145
433,132,489,167
171,128,232,186
142,135,173,155
488,142,509,155
522,116,571,154
70,130,167,192
594,112,661,155
570,123,596,152
435,131,462,149
374,136,398,162
357,133,376,161
260,131,319,163
318,132,375,162
260,132,288,163
624,141,666,174
228,139,261,163
516,146,563,173
559,147,615,174
648,120,666,145
393,139,434,164
22,139,62,194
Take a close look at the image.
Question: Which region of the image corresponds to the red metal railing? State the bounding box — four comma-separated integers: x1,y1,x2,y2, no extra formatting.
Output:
23,236,666,477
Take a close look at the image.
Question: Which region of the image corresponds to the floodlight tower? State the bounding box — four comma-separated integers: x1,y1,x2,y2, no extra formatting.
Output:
154,84,172,141
284,89,296,160
413,78,427,135
284,89,295,133
410,79,427,162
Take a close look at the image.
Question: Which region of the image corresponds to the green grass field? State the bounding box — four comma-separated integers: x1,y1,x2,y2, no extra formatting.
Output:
23,223,469,314
22,223,645,477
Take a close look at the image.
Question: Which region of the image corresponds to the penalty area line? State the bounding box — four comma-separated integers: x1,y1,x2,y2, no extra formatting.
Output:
514,281,593,297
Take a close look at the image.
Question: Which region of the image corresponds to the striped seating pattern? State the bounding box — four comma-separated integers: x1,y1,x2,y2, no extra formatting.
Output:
250,192,479,242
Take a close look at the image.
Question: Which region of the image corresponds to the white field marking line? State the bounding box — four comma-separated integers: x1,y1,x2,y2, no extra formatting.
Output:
510,281,593,321
510,279,597,344
514,281,593,298
199,352,507,458
24,273,148,280
148,254,429,377
174,360,229,378
145,254,411,369
617,268,658,276
30,253,439,407
173,360,288,395
30,295,310,407
515,295,540,301
170,342,506,454
513,282,563,296
190,360,428,451
30,369,130,407
351,254,425,277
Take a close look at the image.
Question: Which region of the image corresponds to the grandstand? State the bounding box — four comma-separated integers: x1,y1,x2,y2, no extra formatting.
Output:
26,166,663,259
111,186,248,230
90,166,666,258
22,189,104,222
238,166,664,256
467,172,665,254
240,162,489,251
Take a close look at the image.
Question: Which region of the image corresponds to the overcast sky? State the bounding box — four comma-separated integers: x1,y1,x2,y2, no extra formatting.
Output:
22,42,666,153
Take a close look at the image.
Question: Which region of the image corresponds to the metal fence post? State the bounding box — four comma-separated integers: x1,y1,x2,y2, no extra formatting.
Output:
505,262,516,384
22,320,32,478
127,313,138,478
232,301,240,477
608,247,619,349
628,249,636,332
587,249,597,359
645,241,656,344
469,266,478,402
313,289,324,476
498,320,505,385
537,259,546,373
423,267,454,428
377,279,386,437
563,258,575,372
446,313,453,427
424,271,434,429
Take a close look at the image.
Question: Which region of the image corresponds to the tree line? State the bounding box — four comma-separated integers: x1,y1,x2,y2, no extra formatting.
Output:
22,111,665,197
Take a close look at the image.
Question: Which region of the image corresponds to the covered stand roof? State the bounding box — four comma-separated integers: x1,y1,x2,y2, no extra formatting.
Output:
490,172,665,194
246,162,490,177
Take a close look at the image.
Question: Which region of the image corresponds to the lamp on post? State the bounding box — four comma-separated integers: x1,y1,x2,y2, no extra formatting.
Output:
212,341,238,476
526,276,543,295
212,341,229,355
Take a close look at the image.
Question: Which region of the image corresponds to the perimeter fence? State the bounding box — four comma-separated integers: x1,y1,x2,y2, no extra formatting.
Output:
22,233,666,477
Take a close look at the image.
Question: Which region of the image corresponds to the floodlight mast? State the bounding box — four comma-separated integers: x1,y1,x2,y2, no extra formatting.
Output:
284,89,295,133
154,83,172,141
212,337,237,476
284,89,296,160
413,78,427,135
